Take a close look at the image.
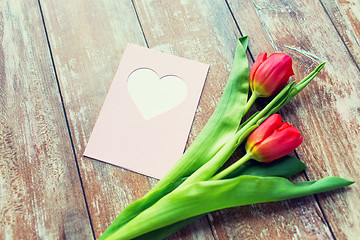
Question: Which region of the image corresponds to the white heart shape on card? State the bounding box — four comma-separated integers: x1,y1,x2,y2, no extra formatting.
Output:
127,68,187,120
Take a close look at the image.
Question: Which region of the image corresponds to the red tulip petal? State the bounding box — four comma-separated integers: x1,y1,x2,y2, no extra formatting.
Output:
263,54,294,94
252,53,294,97
249,52,267,90
245,114,282,152
252,123,303,162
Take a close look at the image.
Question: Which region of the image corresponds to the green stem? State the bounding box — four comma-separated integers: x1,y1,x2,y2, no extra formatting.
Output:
177,131,241,188
211,152,252,180
174,84,294,190
244,92,258,114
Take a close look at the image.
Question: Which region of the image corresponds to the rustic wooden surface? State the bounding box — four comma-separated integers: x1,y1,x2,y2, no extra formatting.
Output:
1,0,359,239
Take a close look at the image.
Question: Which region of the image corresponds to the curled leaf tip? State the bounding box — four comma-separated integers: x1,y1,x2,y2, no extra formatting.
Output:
316,62,326,70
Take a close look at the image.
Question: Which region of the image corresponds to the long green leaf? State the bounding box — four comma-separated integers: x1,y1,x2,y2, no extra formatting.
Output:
98,178,186,240
228,156,307,178
111,176,353,240
133,156,308,240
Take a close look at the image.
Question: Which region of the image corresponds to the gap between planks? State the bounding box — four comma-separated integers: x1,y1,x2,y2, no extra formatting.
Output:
36,0,96,239
318,0,360,73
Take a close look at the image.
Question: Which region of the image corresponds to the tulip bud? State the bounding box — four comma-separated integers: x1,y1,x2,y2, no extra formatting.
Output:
249,52,295,97
245,114,303,163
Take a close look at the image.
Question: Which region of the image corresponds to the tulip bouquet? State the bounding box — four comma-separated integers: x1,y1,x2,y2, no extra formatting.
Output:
100,36,354,240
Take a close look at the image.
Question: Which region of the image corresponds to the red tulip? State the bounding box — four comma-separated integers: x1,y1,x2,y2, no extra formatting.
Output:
249,52,295,97
245,114,303,163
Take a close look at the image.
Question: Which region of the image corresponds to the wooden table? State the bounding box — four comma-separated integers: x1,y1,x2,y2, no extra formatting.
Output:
1,0,359,239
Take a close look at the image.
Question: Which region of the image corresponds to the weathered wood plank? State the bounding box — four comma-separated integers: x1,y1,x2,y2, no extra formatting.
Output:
0,0,93,239
133,0,335,239
227,0,360,239
320,0,360,67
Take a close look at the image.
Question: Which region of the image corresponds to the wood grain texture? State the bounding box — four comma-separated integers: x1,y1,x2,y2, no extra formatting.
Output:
0,0,93,239
7,0,357,239
320,0,360,67
227,0,360,239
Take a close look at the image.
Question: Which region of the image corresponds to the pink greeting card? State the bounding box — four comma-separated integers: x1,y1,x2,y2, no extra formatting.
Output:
84,44,209,179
